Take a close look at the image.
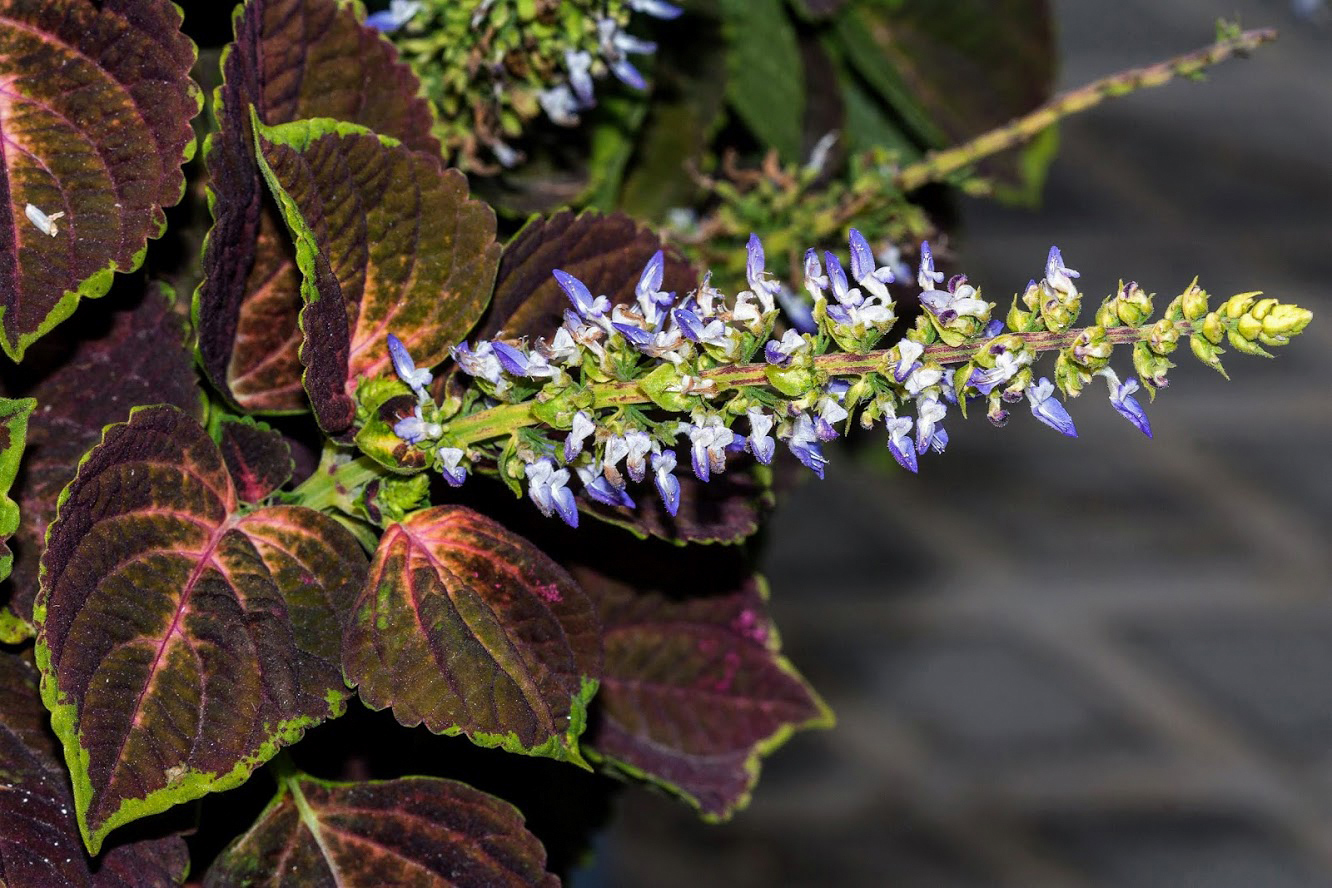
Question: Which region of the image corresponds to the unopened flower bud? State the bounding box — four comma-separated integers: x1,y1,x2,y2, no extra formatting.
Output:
1189,333,1228,378
1180,281,1210,321
1146,319,1179,355
1132,341,1172,393
1222,291,1258,319
1007,298,1034,332
1261,304,1312,338
1248,297,1278,320
1235,313,1263,341
1070,326,1113,368
1055,352,1089,397
1116,282,1153,327
1201,312,1225,345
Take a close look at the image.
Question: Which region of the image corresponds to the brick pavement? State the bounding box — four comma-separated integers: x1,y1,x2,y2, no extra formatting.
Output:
597,2,1332,885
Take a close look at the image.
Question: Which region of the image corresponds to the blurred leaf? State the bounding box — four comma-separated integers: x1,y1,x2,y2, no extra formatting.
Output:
35,406,367,853
573,552,830,820
343,506,601,765
0,0,200,360
0,650,190,887
195,0,440,414
718,0,805,161
204,773,559,887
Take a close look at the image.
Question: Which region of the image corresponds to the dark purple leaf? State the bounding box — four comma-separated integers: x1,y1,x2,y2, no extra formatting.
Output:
195,0,440,414
0,650,189,887
253,118,499,437
344,505,601,764
572,555,831,820
34,406,368,854
480,210,696,344
204,774,559,887
0,283,202,635
216,415,294,503
0,0,200,360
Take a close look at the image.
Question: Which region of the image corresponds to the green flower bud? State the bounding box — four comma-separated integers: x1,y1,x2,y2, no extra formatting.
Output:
1222,291,1258,319
1116,282,1153,327
1146,318,1180,355
1201,312,1226,345
1248,297,1278,320
1235,313,1263,341
1261,304,1313,338
1180,280,1210,320
1096,296,1121,328
1189,333,1228,378
1007,297,1035,332
1069,325,1113,369
1055,351,1089,397
1227,328,1273,358
1041,299,1078,335
1132,341,1173,395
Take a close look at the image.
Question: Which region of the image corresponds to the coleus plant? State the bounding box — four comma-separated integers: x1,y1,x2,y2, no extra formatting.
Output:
0,0,1311,884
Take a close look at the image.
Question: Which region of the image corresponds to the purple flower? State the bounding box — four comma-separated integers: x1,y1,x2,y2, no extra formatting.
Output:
847,228,894,300
527,458,578,527
1102,370,1152,437
437,446,467,487
746,409,776,465
624,430,653,482
576,463,636,509
745,234,781,309
892,340,924,383
490,340,529,376
386,332,432,399
628,0,684,18
653,450,681,516
539,85,581,125
393,405,436,445
553,268,609,319
764,329,807,365
565,50,595,107
1027,377,1078,438
674,308,725,345
635,250,673,323
803,248,828,301
914,396,947,455
364,0,421,32
776,285,817,334
917,241,944,290
565,411,596,462
886,415,918,473
784,413,827,479
684,415,734,482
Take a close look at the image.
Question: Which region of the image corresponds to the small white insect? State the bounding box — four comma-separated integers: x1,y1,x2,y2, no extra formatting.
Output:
24,203,65,237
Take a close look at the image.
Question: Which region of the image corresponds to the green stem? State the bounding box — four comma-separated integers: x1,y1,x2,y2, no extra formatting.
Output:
894,27,1276,192
287,454,383,513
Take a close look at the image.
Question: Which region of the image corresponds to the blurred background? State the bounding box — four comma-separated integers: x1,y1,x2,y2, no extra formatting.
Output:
600,0,1332,884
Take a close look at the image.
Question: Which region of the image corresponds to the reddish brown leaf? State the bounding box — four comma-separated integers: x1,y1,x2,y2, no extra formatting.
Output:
0,283,202,633
344,505,601,764
0,0,199,360
216,415,293,503
204,774,558,887
0,651,189,887
254,118,499,437
195,0,440,413
573,554,831,820
35,406,368,853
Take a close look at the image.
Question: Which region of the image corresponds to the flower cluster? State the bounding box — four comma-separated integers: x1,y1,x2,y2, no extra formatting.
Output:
375,235,1312,529
380,0,678,170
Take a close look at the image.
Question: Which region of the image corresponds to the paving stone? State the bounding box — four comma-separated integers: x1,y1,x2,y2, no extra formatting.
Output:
870,633,1148,765
1038,811,1327,888
1124,617,1332,755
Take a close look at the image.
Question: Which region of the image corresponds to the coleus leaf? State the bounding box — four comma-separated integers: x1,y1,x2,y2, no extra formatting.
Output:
194,0,440,414
573,555,831,820
0,0,200,360
34,406,368,854
0,650,189,887
717,0,805,161
0,283,202,639
204,772,559,887
214,415,293,503
253,117,500,437
0,396,34,585
343,505,601,765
